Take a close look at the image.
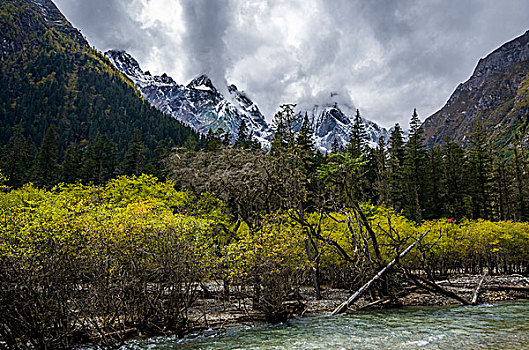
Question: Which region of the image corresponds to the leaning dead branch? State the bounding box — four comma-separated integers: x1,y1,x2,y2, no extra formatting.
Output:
331,230,430,315
404,270,471,305
471,272,488,305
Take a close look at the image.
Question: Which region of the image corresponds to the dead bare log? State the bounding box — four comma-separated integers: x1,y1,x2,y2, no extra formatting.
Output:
471,273,488,305
357,297,391,310
331,230,430,315
405,272,471,305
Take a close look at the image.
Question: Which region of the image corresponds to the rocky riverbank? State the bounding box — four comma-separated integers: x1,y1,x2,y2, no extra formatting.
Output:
185,274,529,334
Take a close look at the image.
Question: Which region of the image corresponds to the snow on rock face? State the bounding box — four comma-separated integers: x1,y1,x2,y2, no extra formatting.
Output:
105,49,392,152
297,104,391,152
105,50,272,144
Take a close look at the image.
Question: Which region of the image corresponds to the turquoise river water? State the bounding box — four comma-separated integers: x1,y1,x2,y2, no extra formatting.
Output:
123,301,529,349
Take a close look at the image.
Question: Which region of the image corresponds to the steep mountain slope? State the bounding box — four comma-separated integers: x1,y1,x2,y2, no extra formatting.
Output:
0,0,197,160
105,50,272,144
423,30,529,148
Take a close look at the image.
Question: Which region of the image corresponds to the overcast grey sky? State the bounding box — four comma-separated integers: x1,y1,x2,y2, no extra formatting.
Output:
53,0,529,128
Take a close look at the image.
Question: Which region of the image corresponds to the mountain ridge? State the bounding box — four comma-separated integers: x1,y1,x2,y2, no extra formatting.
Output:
105,49,273,145
423,30,529,148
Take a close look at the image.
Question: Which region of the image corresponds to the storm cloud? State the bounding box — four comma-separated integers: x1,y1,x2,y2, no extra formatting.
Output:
53,0,529,128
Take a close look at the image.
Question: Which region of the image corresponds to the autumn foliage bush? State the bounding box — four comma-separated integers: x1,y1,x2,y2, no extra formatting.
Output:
1,173,528,348
0,175,215,348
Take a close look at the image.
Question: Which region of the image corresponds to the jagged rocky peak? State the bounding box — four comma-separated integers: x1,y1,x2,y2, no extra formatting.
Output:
187,74,217,93
105,50,142,77
105,49,176,87
227,84,238,93
473,30,529,79
106,49,271,143
450,30,529,102
106,50,390,152
297,102,390,152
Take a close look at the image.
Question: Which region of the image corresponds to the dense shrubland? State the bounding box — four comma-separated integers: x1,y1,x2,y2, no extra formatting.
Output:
1,170,528,348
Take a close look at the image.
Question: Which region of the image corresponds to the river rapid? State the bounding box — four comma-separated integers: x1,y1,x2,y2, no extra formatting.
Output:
123,301,529,349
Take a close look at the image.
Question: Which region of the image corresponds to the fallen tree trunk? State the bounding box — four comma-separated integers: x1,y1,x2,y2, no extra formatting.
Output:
405,271,471,305
356,287,417,311
357,297,391,310
471,273,488,305
485,285,529,292
331,230,430,315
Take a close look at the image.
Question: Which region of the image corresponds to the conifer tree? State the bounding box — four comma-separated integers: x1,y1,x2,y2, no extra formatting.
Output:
296,113,314,153
492,154,511,221
374,137,389,205
424,146,443,219
512,136,528,221
83,135,118,184
235,120,249,148
33,124,59,187
62,143,84,183
206,129,221,151
467,122,492,219
363,147,379,203
123,129,146,176
387,123,406,212
2,126,34,187
270,104,297,155
441,138,468,219
347,109,367,158
294,112,318,207
331,138,341,154
403,109,426,221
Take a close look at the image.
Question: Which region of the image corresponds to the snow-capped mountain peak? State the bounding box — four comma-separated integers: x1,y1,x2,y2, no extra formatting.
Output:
106,50,176,88
105,50,271,143
105,50,392,152
297,103,390,152
187,74,217,93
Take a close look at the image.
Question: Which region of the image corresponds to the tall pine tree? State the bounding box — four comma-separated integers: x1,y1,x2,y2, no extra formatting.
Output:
123,129,146,176
83,135,118,184
347,109,367,158
441,138,469,219
2,126,35,187
33,124,60,187
467,122,492,219
403,109,426,221
388,123,406,212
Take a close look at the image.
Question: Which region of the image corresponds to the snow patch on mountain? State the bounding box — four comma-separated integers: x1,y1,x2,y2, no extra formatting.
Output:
296,103,391,152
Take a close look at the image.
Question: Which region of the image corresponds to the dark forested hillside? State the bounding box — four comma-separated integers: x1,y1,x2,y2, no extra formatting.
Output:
0,0,199,186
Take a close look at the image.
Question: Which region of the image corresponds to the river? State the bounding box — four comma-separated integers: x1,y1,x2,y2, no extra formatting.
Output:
123,301,529,349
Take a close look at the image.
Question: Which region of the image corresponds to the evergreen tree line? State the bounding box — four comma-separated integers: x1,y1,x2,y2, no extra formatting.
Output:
0,124,190,187
196,105,529,224
364,110,529,223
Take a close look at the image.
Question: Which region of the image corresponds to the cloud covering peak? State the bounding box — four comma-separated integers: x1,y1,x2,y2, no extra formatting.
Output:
54,0,529,128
